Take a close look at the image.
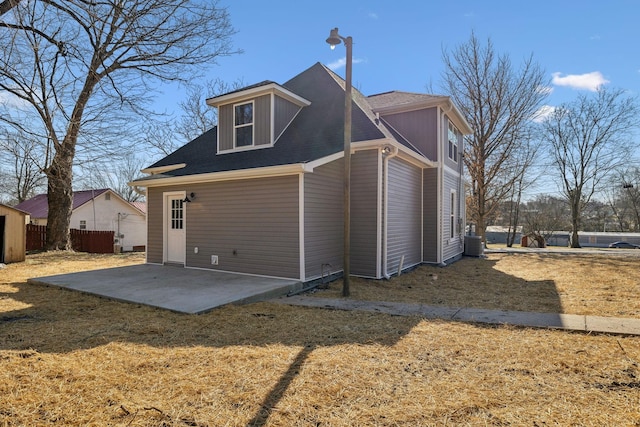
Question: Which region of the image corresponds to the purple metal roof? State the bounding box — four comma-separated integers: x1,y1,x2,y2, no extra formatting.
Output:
130,201,146,214
15,189,109,219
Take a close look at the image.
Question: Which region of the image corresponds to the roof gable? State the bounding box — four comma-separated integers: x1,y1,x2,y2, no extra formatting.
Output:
144,62,386,178
14,189,129,218
206,81,311,108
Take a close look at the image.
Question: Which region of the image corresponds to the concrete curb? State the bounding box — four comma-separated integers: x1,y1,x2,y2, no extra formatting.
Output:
274,296,640,336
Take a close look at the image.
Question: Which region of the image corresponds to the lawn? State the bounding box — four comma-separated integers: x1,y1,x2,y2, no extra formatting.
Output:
1,251,639,426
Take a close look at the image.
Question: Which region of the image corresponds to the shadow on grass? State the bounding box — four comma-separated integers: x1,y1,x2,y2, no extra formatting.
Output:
0,254,565,426
0,280,423,426
314,255,563,314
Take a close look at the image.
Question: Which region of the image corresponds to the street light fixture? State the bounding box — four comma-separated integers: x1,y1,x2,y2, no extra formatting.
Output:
326,27,352,297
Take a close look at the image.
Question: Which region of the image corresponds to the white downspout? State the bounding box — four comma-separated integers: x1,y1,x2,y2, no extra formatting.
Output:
382,145,399,278
436,108,443,265
439,102,454,266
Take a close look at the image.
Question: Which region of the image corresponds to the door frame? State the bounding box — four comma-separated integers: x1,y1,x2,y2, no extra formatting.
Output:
163,191,187,264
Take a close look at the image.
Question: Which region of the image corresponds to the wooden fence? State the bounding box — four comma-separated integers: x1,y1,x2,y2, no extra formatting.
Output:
26,224,115,254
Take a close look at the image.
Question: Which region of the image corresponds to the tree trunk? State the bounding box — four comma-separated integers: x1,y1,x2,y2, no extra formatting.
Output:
45,146,74,250
570,203,581,248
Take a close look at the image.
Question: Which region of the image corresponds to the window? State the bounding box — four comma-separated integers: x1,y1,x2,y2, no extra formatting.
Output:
171,199,183,230
105,193,110,201
80,220,86,230
448,121,459,162
450,191,456,238
234,102,254,147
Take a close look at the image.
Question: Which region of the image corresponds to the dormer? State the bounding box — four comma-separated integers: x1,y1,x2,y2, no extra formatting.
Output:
206,81,311,154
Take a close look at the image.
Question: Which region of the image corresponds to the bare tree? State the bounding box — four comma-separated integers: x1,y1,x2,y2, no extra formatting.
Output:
441,32,548,243
143,77,245,159
0,129,46,203
542,88,639,247
0,0,20,16
0,0,238,249
604,167,640,232
522,195,570,243
503,135,540,246
81,154,148,202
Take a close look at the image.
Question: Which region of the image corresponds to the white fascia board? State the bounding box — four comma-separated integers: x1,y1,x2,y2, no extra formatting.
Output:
447,101,473,135
141,163,187,175
371,97,448,115
206,83,311,108
130,163,308,188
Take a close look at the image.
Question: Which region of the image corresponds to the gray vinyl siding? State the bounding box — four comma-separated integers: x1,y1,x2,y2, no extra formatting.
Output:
147,176,300,278
147,187,164,264
254,94,271,146
351,150,380,277
422,168,439,263
304,159,343,280
189,176,299,278
386,157,422,274
218,105,233,151
443,170,464,261
274,96,301,141
218,94,272,150
382,108,438,161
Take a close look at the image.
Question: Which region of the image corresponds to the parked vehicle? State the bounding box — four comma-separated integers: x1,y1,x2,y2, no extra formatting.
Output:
608,241,640,249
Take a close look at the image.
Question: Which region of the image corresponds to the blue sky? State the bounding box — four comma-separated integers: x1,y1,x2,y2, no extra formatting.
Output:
158,0,640,120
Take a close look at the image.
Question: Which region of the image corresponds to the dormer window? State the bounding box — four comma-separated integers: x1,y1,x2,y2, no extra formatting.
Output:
208,82,311,154
234,101,254,147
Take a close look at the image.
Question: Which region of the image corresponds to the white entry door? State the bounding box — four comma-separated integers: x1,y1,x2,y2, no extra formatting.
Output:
165,194,186,264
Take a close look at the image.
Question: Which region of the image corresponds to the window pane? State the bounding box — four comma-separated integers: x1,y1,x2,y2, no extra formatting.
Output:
236,125,253,147
235,103,253,125
171,199,183,230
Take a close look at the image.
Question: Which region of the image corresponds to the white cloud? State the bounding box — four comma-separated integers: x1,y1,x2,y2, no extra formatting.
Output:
327,57,365,71
537,85,554,96
532,105,556,123
367,11,378,19
0,90,31,110
551,71,609,91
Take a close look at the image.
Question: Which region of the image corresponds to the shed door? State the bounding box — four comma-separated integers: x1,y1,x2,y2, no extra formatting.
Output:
165,195,185,264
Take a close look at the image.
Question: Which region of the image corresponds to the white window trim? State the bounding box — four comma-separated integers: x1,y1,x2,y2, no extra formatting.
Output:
448,120,459,163
450,189,456,239
233,100,254,149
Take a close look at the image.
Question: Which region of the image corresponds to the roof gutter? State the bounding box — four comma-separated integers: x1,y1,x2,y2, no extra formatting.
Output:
129,163,310,188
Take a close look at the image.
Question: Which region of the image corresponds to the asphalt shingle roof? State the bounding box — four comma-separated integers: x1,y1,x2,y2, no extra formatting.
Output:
367,91,448,110
145,63,386,177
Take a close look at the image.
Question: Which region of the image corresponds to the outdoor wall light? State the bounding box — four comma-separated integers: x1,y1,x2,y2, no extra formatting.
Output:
183,192,195,203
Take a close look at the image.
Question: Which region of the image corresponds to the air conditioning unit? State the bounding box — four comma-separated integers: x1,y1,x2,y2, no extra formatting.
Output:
464,235,484,257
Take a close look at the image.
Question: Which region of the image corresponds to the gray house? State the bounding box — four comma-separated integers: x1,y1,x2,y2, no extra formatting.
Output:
131,63,472,282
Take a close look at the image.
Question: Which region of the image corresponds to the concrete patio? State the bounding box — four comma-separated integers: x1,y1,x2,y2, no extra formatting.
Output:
28,264,302,314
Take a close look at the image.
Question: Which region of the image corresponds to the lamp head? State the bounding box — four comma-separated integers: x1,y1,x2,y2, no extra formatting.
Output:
326,27,341,49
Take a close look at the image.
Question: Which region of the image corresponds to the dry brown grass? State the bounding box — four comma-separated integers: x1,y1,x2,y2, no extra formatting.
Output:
1,251,640,426
316,252,640,318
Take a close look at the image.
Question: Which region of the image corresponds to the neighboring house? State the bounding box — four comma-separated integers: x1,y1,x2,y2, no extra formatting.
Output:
0,203,29,263
15,189,147,252
130,63,472,282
